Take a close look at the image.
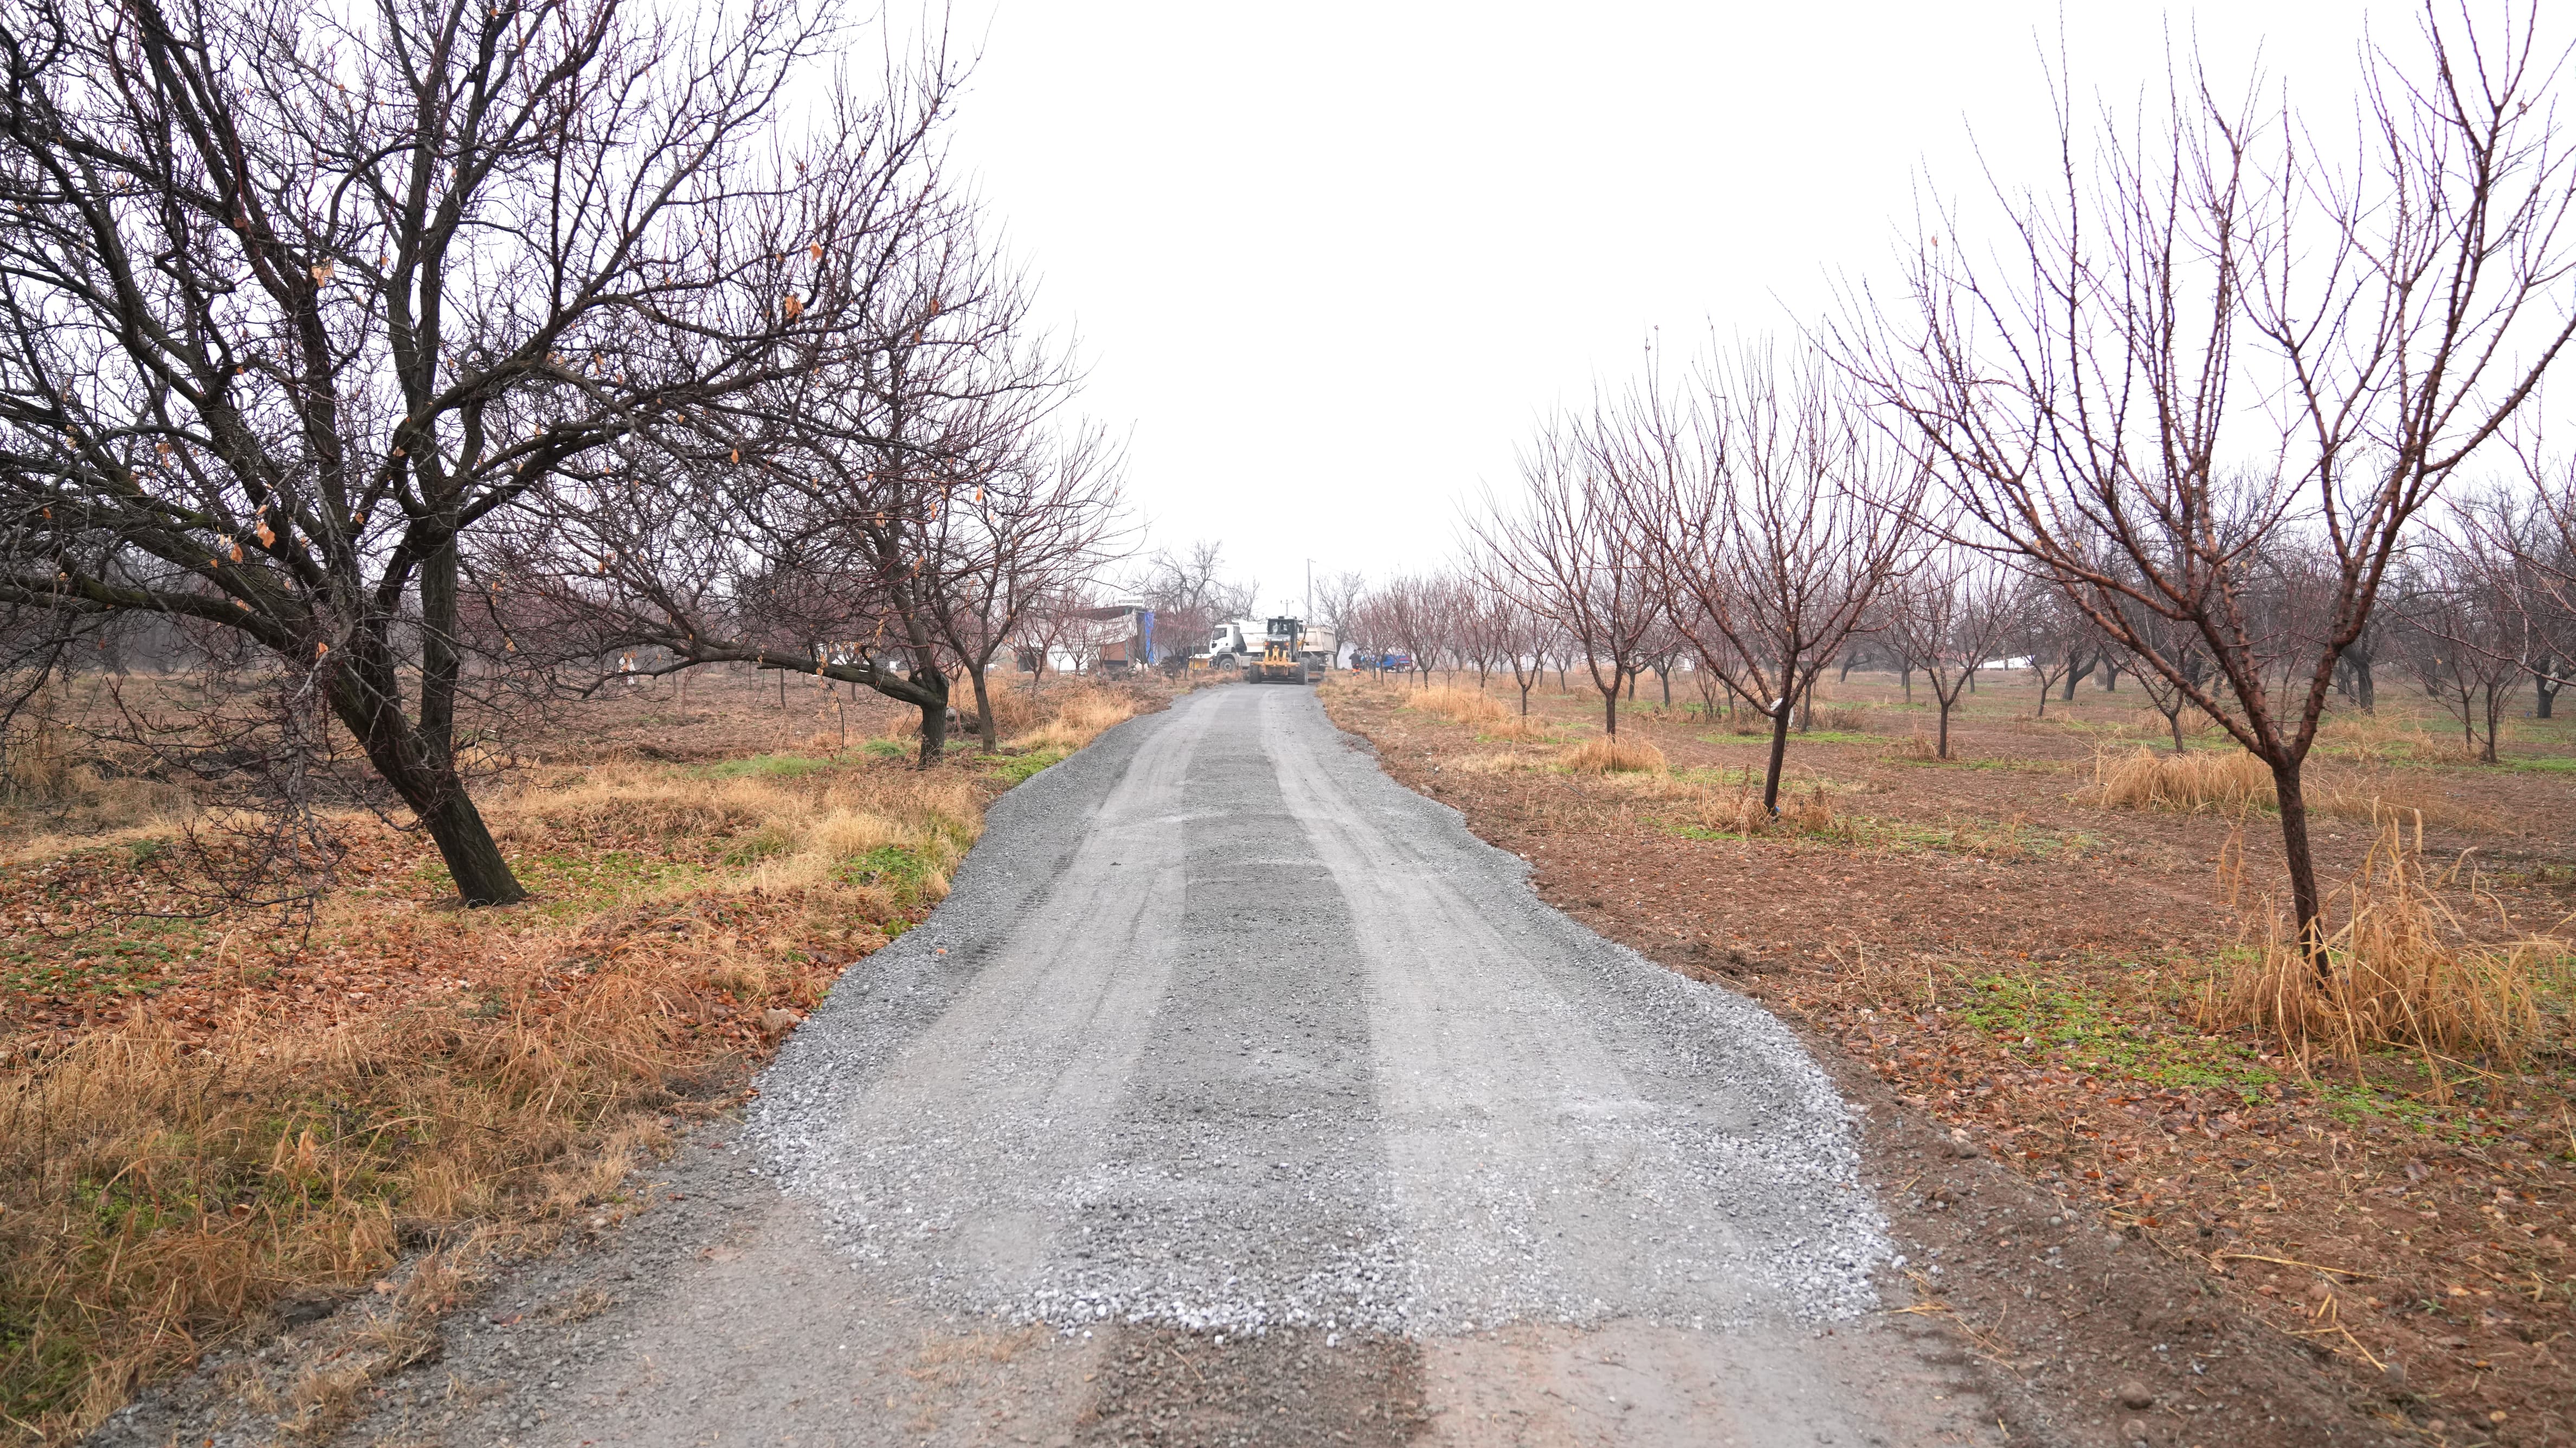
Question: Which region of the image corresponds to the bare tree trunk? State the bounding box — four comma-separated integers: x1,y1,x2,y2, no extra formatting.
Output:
1936,696,1953,759
337,680,523,905
1762,695,1792,813
968,662,999,751
915,670,951,768
2271,761,2326,980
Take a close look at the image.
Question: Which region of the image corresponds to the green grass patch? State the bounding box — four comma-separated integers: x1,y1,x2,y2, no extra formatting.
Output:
694,752,837,780
415,850,709,916
988,748,1067,785
1956,973,2279,1101
720,824,795,866
833,844,939,902
1695,728,1879,746
1954,968,2532,1140
2502,755,2576,774
1857,818,2094,857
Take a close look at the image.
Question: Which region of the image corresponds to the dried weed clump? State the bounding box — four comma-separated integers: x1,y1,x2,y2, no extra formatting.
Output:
1411,686,1508,727
1561,734,1668,774
2201,814,2574,1072
1681,779,1853,839
2092,745,2274,812
2090,745,2493,832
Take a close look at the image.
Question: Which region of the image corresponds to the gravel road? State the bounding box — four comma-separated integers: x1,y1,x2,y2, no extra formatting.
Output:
223,686,2011,1446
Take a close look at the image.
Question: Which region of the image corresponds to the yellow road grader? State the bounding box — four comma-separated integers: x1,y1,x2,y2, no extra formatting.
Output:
1247,616,1313,684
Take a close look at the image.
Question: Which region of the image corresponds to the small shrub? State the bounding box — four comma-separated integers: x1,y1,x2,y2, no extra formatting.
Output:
1561,735,1667,774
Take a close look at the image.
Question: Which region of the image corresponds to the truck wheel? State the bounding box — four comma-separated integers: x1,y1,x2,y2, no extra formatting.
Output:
1295,663,1311,685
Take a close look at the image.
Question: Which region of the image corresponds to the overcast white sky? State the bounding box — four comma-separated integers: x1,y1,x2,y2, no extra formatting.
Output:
931,2,2411,616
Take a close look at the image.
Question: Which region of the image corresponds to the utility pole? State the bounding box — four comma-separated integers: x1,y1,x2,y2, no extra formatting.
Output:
1305,559,1315,625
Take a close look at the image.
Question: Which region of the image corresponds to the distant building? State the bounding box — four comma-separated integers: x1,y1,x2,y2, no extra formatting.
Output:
1068,604,1155,674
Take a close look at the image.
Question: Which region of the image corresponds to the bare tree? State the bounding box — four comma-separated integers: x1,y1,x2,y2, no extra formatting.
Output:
2398,526,2527,762
2479,469,2576,717
926,423,1129,748
1888,542,2019,758
1473,405,1662,736
1136,540,1253,658
1652,343,1920,812
1839,8,2576,963
1372,573,1457,689
1464,546,1555,716
1309,568,1368,671
494,153,1082,769
0,0,947,902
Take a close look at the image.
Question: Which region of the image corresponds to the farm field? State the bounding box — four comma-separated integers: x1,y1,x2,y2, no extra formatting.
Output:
1323,665,2576,1445
0,666,1144,1443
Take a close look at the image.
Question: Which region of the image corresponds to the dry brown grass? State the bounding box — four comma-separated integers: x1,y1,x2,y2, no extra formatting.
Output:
0,948,690,1439
1886,732,1938,761
2089,745,2497,832
1,692,191,864
2201,813,2575,1074
2091,745,2275,812
0,681,1143,1441
1679,778,1852,838
1003,686,1138,754
1478,712,1557,742
1411,686,1509,727
1561,734,1668,774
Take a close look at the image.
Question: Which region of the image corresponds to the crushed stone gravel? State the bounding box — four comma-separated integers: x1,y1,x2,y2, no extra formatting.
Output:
749,684,1891,1337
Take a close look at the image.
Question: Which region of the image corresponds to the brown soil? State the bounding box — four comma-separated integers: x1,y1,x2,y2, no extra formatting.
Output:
1323,669,2576,1448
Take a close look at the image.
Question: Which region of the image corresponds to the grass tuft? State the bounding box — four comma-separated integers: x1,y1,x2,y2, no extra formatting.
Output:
1561,734,1668,774
2091,745,2274,812
1409,686,1508,727
2199,812,2576,1072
